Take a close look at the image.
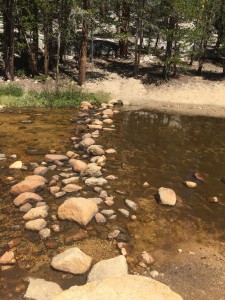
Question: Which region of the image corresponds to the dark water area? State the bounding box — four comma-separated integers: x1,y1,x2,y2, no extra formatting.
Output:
1,107,225,299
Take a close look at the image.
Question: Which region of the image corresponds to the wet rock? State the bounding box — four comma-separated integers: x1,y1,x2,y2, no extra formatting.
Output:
34,166,49,176
14,192,43,206
52,224,60,233
102,108,114,116
0,251,15,265
9,161,23,169
105,175,117,180
0,153,6,160
99,190,108,199
105,197,114,206
80,137,95,148
66,151,78,159
90,155,106,166
69,159,87,172
125,199,138,211
183,181,197,188
64,229,89,243
150,270,159,278
118,208,130,218
51,247,92,275
59,172,74,178
39,228,51,240
81,163,102,178
143,182,149,187
19,203,32,212
62,184,82,193
92,119,103,126
58,197,98,226
116,233,131,243
141,251,155,265
23,206,48,221
50,186,60,195
106,148,116,154
87,145,105,156
158,187,177,206
87,256,128,283
45,154,68,162
193,171,205,182
62,177,79,185
82,133,92,139
101,209,115,217
208,196,219,203
49,165,57,171
103,128,115,132
25,218,47,231
85,177,107,187
55,191,66,198
88,124,103,130
24,278,62,300
8,238,21,249
95,213,106,224
103,118,113,125
108,229,120,239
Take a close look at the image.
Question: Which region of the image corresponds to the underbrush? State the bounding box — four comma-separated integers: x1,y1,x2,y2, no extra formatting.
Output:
0,84,110,107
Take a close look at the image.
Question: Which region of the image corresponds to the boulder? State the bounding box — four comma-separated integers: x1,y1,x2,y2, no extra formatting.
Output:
45,154,68,162
158,187,177,206
14,192,43,206
23,206,48,221
25,219,47,231
58,197,98,226
24,278,62,300
85,177,107,187
52,275,182,300
51,248,92,274
87,256,128,283
69,159,87,172
87,145,105,156
81,163,102,178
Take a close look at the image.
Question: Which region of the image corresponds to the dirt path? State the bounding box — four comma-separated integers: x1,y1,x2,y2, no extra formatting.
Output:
85,72,225,118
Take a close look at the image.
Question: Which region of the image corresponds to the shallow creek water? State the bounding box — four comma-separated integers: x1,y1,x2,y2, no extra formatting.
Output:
0,108,225,299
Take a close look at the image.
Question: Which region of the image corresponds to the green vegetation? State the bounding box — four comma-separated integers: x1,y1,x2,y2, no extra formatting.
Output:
0,84,109,107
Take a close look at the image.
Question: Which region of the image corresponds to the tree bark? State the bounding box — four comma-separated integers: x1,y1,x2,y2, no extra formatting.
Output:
78,0,90,86
3,0,15,80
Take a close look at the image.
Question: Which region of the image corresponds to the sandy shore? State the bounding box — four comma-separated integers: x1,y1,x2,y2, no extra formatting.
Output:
85,72,225,118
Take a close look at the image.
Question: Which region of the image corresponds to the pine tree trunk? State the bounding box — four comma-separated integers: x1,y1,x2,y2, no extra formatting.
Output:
3,0,15,80
44,18,50,76
78,0,90,86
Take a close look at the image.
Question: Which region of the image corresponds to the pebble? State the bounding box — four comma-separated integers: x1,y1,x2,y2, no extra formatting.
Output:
125,199,138,211
108,229,120,239
106,149,116,154
0,153,6,160
178,249,183,253
19,203,32,212
25,219,47,231
52,224,60,233
95,213,107,224
141,251,155,265
50,186,60,195
118,208,130,217
39,228,51,240
62,184,82,193
208,196,219,203
106,175,117,180
183,181,197,188
101,209,115,217
0,251,15,265
62,177,79,185
143,182,149,187
9,161,23,169
55,191,66,198
150,270,159,278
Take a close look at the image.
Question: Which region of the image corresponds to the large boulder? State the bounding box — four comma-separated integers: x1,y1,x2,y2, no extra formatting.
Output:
158,187,177,206
51,248,92,275
87,256,128,283
52,275,182,300
58,197,98,226
24,278,62,300
13,192,43,206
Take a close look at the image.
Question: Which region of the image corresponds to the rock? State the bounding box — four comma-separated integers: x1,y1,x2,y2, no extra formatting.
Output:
45,154,68,162
87,256,128,283
19,203,32,212
81,163,102,178
69,159,87,172
64,229,89,243
150,270,159,278
87,197,103,205
80,138,95,148
52,224,60,233
62,177,79,185
105,175,117,180
34,166,49,176
62,184,82,193
183,181,197,188
99,190,108,199
50,186,60,195
24,278,62,300
158,187,177,206
106,148,116,154
125,199,138,211
143,182,149,187
39,228,51,240
95,213,106,224
102,108,113,116
11,179,46,195
52,274,182,300
88,124,103,130
108,230,120,239
66,151,77,159
9,161,23,169
85,177,107,187
118,208,130,217
0,154,6,161
55,191,66,198
103,119,113,125
90,155,106,166
58,197,98,226
14,192,43,206
87,145,105,156
92,119,103,125
25,219,47,231
25,175,47,183
141,251,155,265
208,196,219,203
0,251,15,265
36,202,46,207
59,172,74,178
101,209,115,217
105,197,114,206
51,248,92,274
80,101,92,109
193,171,205,182
82,133,92,139
23,206,48,220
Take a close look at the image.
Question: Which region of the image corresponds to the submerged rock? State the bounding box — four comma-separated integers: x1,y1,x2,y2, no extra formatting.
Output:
14,192,43,206
158,187,177,206
0,251,15,265
34,166,49,176
69,159,87,172
51,248,92,275
45,154,68,162
10,178,46,195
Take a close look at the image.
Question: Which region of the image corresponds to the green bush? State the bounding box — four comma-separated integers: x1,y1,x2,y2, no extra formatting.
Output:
0,85,24,97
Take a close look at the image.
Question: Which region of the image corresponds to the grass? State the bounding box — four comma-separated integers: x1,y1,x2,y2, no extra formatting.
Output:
0,83,110,108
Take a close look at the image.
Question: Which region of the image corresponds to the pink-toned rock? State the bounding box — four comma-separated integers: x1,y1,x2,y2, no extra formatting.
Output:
69,159,87,172
58,197,98,226
13,192,43,206
45,154,68,162
0,251,15,265
66,151,78,159
34,166,49,176
25,175,47,183
103,119,113,125
55,191,66,198
19,203,32,212
62,184,82,193
10,179,45,196
102,108,114,116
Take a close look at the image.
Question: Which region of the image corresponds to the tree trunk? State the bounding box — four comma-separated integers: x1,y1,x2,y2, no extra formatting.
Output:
44,17,50,76
78,0,90,86
197,39,207,76
119,1,130,58
3,0,15,80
